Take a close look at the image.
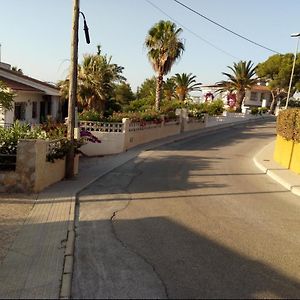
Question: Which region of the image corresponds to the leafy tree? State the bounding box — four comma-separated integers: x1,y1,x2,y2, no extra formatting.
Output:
114,82,135,105
136,77,156,100
0,81,15,111
163,77,176,101
217,60,257,112
256,53,300,112
145,20,184,111
172,73,202,101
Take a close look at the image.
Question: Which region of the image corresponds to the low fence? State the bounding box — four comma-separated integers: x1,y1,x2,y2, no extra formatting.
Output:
78,112,263,157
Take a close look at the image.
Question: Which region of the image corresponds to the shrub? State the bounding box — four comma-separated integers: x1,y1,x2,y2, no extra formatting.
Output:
205,99,224,116
251,107,259,115
276,108,300,142
79,109,102,122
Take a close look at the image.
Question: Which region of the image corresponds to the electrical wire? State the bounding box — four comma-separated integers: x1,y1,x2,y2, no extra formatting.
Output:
146,0,240,60
173,0,281,54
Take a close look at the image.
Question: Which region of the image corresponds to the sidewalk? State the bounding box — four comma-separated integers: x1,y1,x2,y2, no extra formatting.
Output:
0,117,277,299
253,141,300,196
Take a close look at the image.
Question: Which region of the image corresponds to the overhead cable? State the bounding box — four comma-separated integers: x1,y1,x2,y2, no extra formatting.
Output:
146,0,240,60
173,0,281,54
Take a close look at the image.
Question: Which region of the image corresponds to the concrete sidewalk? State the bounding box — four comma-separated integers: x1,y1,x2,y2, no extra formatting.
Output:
253,141,300,197
0,117,276,299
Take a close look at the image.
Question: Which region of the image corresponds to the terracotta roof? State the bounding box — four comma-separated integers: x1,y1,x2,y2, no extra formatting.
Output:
0,66,59,91
0,76,44,93
251,85,270,92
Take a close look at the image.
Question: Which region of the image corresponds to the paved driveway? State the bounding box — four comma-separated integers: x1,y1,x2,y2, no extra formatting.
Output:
73,121,300,299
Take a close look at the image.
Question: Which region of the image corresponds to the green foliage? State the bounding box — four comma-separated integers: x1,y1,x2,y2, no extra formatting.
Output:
0,81,15,111
79,109,103,122
0,122,47,156
107,110,161,123
205,99,224,116
145,20,185,110
125,97,155,112
276,108,300,142
217,60,257,112
172,73,202,101
59,46,126,113
114,82,135,105
251,107,259,115
136,77,156,100
0,121,83,165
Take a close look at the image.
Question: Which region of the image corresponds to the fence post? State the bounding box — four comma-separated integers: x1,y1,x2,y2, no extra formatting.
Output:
122,118,130,151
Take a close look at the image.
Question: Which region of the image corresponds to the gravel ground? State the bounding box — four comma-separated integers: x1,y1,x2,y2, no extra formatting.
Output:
0,194,37,264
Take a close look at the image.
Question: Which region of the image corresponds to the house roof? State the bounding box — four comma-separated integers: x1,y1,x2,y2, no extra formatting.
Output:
251,85,270,92
0,66,59,90
0,64,59,96
0,76,44,93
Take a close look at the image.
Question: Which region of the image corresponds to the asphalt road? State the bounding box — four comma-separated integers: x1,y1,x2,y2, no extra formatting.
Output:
72,120,300,299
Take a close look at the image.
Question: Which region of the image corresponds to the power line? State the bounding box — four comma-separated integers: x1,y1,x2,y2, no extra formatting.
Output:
173,0,281,54
145,0,240,60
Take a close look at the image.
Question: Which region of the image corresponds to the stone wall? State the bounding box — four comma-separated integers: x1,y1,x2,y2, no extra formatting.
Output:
0,140,67,193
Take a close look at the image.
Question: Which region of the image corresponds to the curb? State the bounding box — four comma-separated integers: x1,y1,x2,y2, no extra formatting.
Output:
59,116,275,299
253,144,300,197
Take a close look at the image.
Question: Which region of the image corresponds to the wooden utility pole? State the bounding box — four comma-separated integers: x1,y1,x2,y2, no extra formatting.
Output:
66,0,79,178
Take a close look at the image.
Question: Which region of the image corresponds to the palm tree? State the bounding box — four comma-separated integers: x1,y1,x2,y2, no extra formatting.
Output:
163,78,176,101
216,60,257,112
59,47,125,113
145,20,184,111
173,73,202,101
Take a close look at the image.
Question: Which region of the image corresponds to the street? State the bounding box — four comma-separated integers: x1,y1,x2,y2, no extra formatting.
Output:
72,121,300,299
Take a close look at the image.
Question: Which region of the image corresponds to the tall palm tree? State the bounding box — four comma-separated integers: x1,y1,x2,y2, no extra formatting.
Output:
163,78,176,101
173,73,202,101
145,20,184,111
216,60,257,112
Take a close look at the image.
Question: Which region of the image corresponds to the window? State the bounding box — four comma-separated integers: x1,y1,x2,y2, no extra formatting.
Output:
32,102,37,118
250,92,258,101
14,102,26,121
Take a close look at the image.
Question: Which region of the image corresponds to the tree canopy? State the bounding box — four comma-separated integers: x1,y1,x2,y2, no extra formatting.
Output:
256,53,300,111
0,81,15,111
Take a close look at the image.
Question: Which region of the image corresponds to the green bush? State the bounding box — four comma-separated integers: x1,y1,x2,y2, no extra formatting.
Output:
79,109,102,122
206,99,224,116
251,107,259,115
259,107,268,114
0,122,46,156
276,108,300,142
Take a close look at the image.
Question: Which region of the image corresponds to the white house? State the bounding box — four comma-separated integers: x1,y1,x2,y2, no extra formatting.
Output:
0,62,61,126
200,83,272,108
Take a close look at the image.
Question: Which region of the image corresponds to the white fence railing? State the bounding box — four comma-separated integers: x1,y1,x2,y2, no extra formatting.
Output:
80,121,123,133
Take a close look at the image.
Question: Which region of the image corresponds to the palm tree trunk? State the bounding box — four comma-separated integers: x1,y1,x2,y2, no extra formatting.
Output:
155,73,163,111
236,91,245,113
270,90,277,115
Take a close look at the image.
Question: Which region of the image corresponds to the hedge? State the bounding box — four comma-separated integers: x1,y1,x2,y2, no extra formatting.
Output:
276,108,300,142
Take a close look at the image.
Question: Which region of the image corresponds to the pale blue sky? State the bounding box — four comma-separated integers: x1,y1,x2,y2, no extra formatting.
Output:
1,0,300,91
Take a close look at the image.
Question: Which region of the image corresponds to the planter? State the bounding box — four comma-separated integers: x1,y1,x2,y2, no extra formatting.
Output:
290,142,300,174
273,135,294,168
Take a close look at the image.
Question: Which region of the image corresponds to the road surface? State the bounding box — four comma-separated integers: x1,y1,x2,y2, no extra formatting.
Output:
73,120,300,299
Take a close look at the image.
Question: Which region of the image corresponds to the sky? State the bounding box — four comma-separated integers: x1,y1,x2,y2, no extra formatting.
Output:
1,0,300,92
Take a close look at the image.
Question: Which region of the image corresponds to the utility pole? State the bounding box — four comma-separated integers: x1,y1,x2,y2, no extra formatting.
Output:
66,0,79,178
